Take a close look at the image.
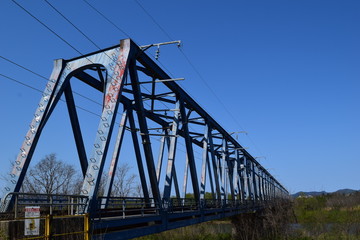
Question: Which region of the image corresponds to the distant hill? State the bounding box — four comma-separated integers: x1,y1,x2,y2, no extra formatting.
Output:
292,189,358,198
334,189,358,194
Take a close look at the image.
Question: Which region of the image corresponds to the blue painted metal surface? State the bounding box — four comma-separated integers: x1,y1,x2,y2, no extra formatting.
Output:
1,38,289,239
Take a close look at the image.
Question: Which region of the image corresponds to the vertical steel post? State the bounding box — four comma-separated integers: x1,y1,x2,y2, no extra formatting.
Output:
200,124,209,200
257,168,263,202
206,153,216,200
233,153,239,201
156,131,167,182
251,162,258,202
245,156,252,201
163,100,180,201
208,127,221,201
182,154,189,198
160,129,181,199
238,154,246,202
221,139,227,202
227,157,235,200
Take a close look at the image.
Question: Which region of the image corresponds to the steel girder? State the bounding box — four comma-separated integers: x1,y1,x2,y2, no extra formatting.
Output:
1,39,288,213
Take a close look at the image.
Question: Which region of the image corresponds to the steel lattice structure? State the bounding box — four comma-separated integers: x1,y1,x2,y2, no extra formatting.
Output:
1,39,288,238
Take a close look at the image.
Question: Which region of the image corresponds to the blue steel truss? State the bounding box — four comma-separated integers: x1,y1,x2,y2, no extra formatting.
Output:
1,39,288,239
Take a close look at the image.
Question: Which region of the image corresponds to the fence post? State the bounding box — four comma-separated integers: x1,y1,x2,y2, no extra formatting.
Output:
68,196,71,215
49,196,53,215
14,194,18,219
84,213,90,240
45,214,52,240
122,200,125,219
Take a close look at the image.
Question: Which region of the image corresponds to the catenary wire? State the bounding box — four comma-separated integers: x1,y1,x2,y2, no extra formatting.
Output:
8,1,211,163
11,0,83,56
82,0,131,39
132,0,266,158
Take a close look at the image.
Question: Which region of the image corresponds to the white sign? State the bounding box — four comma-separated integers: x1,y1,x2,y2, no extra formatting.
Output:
24,206,40,236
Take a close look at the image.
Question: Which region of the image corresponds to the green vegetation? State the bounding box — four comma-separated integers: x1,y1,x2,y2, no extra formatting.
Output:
291,192,360,239
136,192,360,240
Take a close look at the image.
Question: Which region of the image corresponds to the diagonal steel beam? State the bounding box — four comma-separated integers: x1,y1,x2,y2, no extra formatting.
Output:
64,83,88,176
102,109,128,208
179,99,200,203
127,108,150,201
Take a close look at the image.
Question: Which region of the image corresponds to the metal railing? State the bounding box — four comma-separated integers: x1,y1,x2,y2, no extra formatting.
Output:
1,192,88,219
97,197,160,219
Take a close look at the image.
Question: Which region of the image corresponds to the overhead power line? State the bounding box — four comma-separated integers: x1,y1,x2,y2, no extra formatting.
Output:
82,0,131,39
0,72,100,118
0,55,101,107
11,0,83,56
44,0,102,50
132,0,266,158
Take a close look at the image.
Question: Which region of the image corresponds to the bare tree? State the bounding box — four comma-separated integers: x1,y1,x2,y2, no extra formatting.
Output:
111,163,137,197
22,154,78,194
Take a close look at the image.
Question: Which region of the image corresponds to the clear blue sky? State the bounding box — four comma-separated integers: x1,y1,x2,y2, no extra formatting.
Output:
0,0,359,194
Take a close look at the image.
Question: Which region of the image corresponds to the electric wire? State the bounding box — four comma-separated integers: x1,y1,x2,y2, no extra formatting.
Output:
44,0,102,50
40,0,187,149
3,5,205,195
81,0,131,39
0,72,101,118
11,0,83,56
132,0,266,159
0,55,102,107
8,1,213,179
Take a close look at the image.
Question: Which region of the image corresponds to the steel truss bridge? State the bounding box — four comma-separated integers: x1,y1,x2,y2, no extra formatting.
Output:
1,39,288,239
